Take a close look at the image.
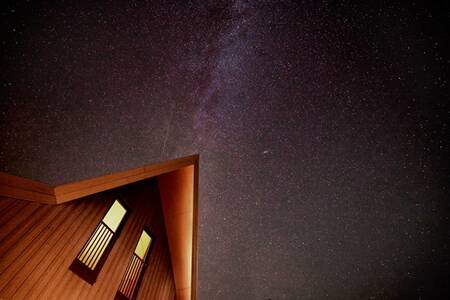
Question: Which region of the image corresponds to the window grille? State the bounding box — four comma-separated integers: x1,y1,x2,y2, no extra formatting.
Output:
115,228,154,300
70,199,129,284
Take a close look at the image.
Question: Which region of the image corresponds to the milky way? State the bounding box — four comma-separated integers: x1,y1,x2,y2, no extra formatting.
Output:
1,1,449,299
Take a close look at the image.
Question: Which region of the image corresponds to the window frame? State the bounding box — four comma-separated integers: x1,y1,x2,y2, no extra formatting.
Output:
69,198,130,284
115,226,156,300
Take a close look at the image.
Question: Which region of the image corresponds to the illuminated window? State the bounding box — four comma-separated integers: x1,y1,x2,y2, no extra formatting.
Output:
115,228,154,300
70,199,129,284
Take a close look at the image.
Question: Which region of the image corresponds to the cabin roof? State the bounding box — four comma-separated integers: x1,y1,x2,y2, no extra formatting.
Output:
0,154,199,300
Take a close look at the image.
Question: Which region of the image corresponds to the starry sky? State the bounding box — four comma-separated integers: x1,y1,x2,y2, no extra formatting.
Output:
1,1,449,299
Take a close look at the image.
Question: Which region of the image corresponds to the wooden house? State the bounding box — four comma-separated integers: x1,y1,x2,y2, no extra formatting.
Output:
0,155,199,300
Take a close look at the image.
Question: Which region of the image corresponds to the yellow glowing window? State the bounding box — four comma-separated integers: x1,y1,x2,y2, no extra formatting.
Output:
70,199,129,284
134,230,152,260
116,228,154,300
102,200,127,232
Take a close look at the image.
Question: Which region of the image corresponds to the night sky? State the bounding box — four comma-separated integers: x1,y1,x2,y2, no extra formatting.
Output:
1,1,449,299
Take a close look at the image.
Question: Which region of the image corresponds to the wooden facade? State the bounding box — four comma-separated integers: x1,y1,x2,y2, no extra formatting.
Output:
0,155,199,300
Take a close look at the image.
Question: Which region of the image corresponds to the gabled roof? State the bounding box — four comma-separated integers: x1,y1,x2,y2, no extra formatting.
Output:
0,154,199,300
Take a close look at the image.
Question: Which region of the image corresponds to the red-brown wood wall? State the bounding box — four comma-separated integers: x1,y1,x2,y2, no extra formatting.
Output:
0,178,175,299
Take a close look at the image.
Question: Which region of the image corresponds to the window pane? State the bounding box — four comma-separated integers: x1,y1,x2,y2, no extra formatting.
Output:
134,230,152,260
102,200,127,232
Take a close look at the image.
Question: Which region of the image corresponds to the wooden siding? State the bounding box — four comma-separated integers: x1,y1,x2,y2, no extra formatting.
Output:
0,179,175,299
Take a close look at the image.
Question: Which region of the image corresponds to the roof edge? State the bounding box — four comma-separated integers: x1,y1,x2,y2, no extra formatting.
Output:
54,154,198,204
0,154,199,205
0,171,56,204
